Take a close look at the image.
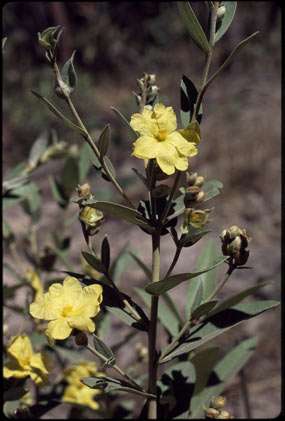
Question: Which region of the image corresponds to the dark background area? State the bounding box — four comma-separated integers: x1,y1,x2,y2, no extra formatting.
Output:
3,2,281,419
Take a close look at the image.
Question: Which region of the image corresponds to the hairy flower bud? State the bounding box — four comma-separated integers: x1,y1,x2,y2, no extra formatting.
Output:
211,396,227,410
204,407,220,419
77,183,92,198
220,225,251,265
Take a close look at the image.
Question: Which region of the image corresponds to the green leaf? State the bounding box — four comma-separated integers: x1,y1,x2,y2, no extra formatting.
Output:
2,37,7,53
134,287,180,337
145,256,227,296
49,175,68,207
98,124,110,158
177,2,210,54
61,50,77,94
160,300,279,363
129,252,152,281
31,91,87,137
190,347,220,396
82,250,106,274
53,344,85,364
81,375,156,398
92,333,116,366
101,236,110,272
179,224,211,248
83,200,154,233
78,142,92,182
60,157,80,194
208,281,272,317
204,31,259,91
196,240,218,301
189,337,258,418
202,179,223,201
102,155,116,182
215,2,237,42
3,182,39,210
111,107,139,140
28,131,49,169
188,279,203,318
191,300,219,319
110,250,135,285
180,75,202,127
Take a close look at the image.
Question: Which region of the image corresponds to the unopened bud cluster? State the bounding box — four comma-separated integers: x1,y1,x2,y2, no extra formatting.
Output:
220,225,251,265
204,396,233,419
133,73,159,108
77,183,104,235
182,172,211,230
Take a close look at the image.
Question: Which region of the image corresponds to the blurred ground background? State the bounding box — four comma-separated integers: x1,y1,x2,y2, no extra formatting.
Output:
3,2,281,419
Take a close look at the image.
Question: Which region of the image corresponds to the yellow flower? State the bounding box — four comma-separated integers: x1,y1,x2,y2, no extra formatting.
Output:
3,334,52,386
62,362,103,411
29,277,103,345
130,103,200,175
25,268,43,301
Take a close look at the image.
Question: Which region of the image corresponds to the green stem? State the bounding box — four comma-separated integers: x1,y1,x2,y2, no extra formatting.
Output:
86,344,144,391
160,171,181,224
53,60,135,209
147,230,161,419
158,262,236,364
163,245,183,280
192,1,219,123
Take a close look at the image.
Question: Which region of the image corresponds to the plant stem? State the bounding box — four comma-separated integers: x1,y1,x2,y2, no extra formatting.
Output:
160,171,181,224
147,230,161,419
192,1,219,123
86,343,144,391
163,244,183,280
158,262,236,364
53,60,136,209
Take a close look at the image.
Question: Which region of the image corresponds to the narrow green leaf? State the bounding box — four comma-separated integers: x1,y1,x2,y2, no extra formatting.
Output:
102,155,116,182
196,240,218,301
31,91,87,137
180,75,203,127
129,252,152,281
92,333,115,365
134,287,180,337
191,299,219,319
111,107,139,140
101,236,110,272
208,281,271,317
186,277,203,319
215,2,237,42
49,175,68,207
203,179,223,201
81,375,156,398
28,131,49,169
82,250,106,274
160,300,279,363
83,200,154,233
178,224,210,248
78,142,92,182
145,256,227,296
177,2,210,54
3,182,39,210
61,50,77,94
189,337,258,418
190,347,220,395
98,124,110,158
60,157,80,194
204,31,259,90
110,250,135,285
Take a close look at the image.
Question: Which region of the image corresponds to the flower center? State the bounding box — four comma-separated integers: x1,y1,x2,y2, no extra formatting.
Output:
156,128,167,141
62,305,73,317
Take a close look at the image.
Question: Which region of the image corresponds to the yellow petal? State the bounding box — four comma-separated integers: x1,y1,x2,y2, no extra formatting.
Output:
68,316,95,333
45,318,72,341
30,353,52,375
3,364,30,379
30,293,61,320
167,132,198,156
156,142,177,175
130,110,154,136
6,334,33,365
132,136,160,159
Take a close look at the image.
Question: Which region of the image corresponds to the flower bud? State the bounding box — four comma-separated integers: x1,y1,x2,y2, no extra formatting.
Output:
217,5,226,19
220,225,251,265
217,410,232,419
77,183,92,198
79,206,103,227
195,175,205,187
211,396,227,410
135,342,148,362
186,172,197,186
148,74,156,85
204,407,220,419
74,332,88,347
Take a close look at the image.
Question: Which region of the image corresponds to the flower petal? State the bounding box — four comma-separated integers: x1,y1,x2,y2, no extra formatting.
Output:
45,318,72,341
167,132,198,157
132,136,160,159
130,110,154,136
68,316,95,333
29,292,61,320
156,142,178,175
